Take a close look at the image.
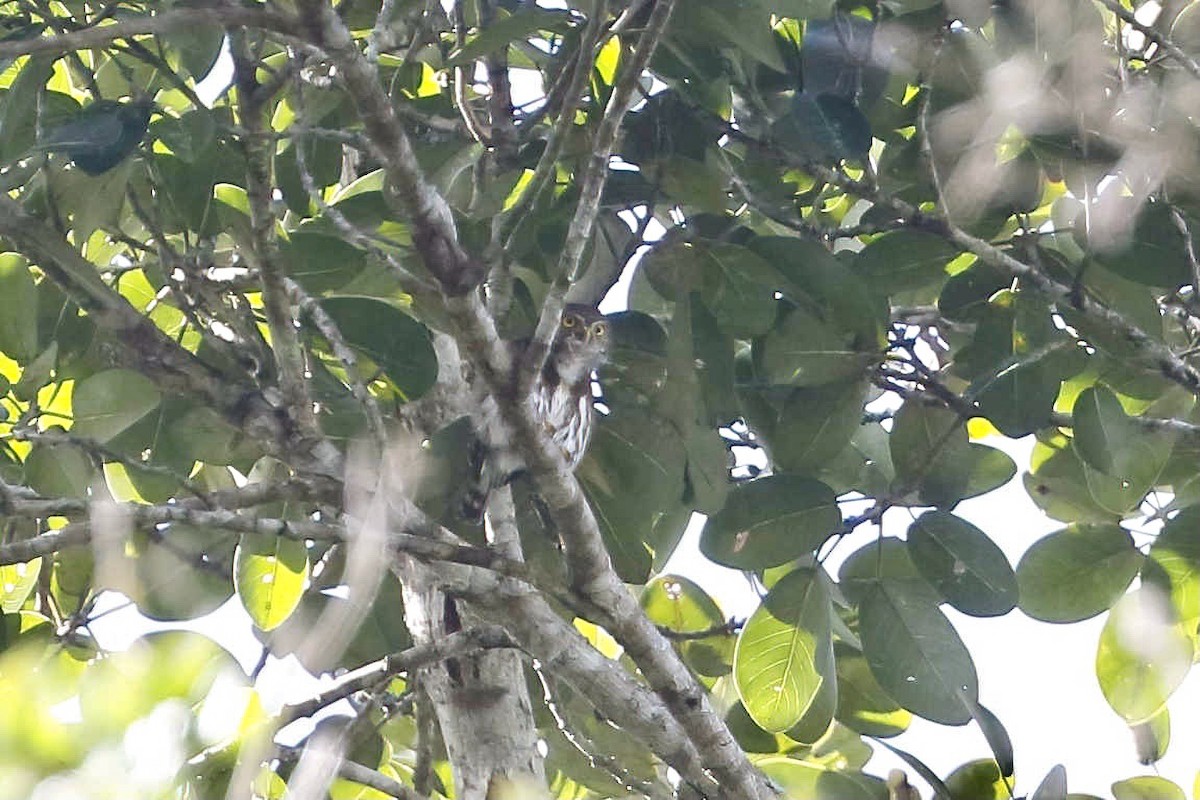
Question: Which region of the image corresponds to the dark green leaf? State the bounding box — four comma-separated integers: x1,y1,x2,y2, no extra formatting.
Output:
907,511,1018,617
855,231,959,295
889,400,972,506
315,296,437,400
71,369,162,443
859,580,979,725
700,475,839,569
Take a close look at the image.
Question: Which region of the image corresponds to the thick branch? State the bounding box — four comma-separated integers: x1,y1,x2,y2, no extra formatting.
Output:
295,1,485,296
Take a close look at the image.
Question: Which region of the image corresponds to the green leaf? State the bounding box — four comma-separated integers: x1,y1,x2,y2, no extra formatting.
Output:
774,92,873,162
855,231,959,294
1024,434,1122,524
1094,201,1192,287
579,409,687,582
944,759,1010,800
1016,524,1142,623
1096,588,1193,724
0,253,37,362
71,368,162,443
1111,776,1186,800
24,441,93,499
1030,765,1067,800
281,231,368,293
859,580,979,725
1144,507,1200,649
0,557,41,614
762,308,876,386
757,757,879,800
235,533,309,632
967,700,1014,778
1073,386,1172,482
889,400,972,506
699,475,839,569
734,568,833,732
700,243,781,337
641,575,731,677
0,55,53,162
907,511,1018,617
839,537,937,606
772,380,867,475
683,426,731,514
678,0,787,73
961,443,1018,500
833,643,912,737
316,296,437,400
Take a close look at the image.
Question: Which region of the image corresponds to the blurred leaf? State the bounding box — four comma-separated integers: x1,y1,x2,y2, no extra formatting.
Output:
1096,588,1193,724
235,534,309,632
0,253,37,362
1111,776,1186,800
757,757,879,799
1030,765,1068,800
0,558,41,614
1144,507,1200,648
71,368,162,443
1016,524,1142,623
944,759,1010,800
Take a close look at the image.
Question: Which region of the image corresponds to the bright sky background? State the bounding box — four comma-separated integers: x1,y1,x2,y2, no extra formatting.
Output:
80,33,1200,800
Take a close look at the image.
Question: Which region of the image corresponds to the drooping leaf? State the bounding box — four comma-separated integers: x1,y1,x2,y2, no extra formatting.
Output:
966,699,1014,778
859,580,979,725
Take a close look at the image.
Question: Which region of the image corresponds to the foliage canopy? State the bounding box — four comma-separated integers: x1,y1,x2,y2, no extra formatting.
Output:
0,1,1198,799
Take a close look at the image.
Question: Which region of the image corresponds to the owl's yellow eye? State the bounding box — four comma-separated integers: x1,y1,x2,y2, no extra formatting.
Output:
562,315,576,328
590,322,607,337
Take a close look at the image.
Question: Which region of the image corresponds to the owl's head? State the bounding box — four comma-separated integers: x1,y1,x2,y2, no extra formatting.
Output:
552,304,610,383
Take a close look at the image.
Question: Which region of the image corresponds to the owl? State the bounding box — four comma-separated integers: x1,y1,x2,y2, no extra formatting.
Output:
460,305,611,522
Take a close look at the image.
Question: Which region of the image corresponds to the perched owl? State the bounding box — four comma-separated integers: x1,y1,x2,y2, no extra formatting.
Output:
460,305,611,522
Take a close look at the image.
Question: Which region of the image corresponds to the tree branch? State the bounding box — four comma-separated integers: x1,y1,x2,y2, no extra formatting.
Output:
0,4,299,61
519,0,677,394
278,626,515,727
